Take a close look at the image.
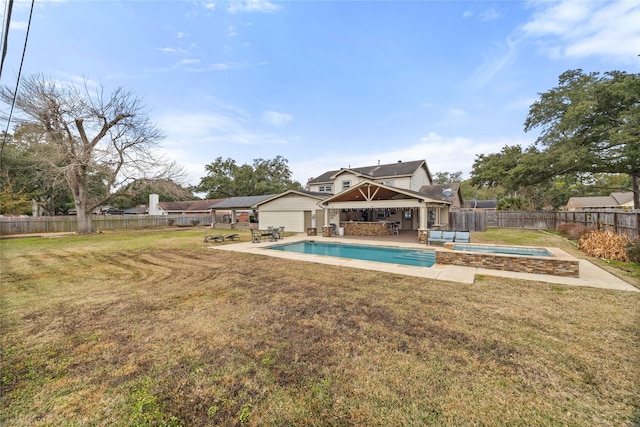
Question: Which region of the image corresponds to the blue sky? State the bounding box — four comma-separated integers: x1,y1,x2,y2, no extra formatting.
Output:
3,0,639,187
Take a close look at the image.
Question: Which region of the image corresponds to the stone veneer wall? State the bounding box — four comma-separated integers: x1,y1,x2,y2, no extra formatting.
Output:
435,251,579,277
341,222,392,236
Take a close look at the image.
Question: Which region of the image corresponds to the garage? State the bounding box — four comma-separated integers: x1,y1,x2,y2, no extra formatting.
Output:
254,190,329,233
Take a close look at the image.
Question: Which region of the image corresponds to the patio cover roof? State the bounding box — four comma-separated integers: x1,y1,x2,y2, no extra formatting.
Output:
319,180,450,209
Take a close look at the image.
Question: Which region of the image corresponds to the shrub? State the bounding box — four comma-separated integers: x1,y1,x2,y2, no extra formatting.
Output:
579,230,630,262
556,223,594,240
625,238,640,263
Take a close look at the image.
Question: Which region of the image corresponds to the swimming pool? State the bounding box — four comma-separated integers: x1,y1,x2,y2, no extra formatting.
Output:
452,243,553,257
267,241,436,268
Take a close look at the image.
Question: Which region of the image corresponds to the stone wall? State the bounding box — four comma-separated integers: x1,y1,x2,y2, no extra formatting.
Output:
435,250,579,277
341,222,392,236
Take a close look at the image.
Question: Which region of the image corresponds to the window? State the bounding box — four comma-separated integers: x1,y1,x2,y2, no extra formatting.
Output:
376,210,387,219
403,210,412,220
381,180,394,186
342,180,351,190
319,185,332,192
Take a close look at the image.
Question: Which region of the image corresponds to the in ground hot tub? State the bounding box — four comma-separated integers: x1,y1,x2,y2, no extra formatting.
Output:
438,242,579,277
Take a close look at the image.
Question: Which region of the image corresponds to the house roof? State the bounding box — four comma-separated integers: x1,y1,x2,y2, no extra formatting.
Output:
158,199,224,212
611,192,634,205
319,180,450,206
252,190,331,207
308,160,430,184
566,192,635,209
418,183,462,204
210,195,276,210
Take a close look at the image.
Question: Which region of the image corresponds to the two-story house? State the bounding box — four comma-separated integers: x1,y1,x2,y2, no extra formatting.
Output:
254,160,454,242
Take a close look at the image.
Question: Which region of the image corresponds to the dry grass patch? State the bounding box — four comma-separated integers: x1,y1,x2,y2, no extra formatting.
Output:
1,230,639,425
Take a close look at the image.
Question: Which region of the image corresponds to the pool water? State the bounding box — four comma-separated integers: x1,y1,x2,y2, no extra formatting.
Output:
267,241,436,268
452,244,553,257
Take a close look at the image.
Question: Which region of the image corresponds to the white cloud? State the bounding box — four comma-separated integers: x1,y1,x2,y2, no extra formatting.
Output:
479,8,500,22
227,0,281,14
9,21,28,31
261,111,292,126
179,59,200,65
521,0,640,62
290,132,535,185
177,32,187,39
465,37,518,89
156,110,293,184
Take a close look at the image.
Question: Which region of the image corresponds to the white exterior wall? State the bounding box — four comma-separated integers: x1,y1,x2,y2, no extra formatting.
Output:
258,193,325,232
376,176,411,190
408,167,431,191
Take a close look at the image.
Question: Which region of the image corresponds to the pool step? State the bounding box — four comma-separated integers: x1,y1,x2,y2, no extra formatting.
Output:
392,251,436,262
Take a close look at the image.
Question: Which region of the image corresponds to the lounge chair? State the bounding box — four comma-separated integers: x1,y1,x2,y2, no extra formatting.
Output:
204,234,224,243
224,233,240,241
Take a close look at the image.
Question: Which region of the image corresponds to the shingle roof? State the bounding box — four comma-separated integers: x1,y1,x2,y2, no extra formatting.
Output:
158,199,224,212
210,195,276,209
418,183,461,204
308,160,427,184
567,195,620,209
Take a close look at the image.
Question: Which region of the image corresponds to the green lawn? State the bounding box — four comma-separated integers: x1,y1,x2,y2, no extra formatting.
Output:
1,228,638,426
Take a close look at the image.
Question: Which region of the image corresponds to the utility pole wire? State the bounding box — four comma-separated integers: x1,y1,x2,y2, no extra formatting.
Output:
1,0,14,81
0,0,34,162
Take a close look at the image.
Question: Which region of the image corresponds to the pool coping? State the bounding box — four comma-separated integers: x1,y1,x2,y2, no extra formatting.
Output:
209,234,639,292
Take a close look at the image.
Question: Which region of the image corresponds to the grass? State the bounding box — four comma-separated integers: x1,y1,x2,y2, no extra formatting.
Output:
1,228,639,426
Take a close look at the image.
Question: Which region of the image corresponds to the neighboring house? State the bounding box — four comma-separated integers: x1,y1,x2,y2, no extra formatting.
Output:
464,200,498,211
565,192,634,211
210,195,276,227
307,159,432,194
149,198,225,215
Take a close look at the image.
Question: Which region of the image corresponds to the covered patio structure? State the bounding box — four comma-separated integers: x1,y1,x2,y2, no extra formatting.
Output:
209,195,275,229
318,180,451,243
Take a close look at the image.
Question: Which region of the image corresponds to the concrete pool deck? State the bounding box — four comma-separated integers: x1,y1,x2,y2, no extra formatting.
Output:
209,234,638,292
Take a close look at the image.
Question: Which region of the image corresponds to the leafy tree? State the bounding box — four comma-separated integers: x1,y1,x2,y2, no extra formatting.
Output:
109,179,194,209
0,75,185,233
1,126,74,215
432,171,463,184
196,156,302,198
524,69,639,208
469,70,639,209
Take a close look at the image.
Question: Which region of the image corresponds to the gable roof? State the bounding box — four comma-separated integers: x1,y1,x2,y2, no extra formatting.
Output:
566,192,634,209
252,190,331,208
320,180,449,206
308,160,430,184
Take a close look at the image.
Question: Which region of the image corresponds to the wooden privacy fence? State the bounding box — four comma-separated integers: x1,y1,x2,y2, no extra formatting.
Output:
449,210,639,238
0,214,212,235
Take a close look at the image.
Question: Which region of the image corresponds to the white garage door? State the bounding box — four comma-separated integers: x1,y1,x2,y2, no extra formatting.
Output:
259,211,305,233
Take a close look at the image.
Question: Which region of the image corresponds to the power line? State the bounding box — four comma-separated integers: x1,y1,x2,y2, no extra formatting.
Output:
0,0,14,81
0,0,34,162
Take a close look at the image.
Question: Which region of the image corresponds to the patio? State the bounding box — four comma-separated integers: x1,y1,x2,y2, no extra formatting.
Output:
209,233,638,292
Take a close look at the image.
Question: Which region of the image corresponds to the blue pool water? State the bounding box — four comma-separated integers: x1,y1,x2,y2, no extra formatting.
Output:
452,244,553,257
267,241,436,268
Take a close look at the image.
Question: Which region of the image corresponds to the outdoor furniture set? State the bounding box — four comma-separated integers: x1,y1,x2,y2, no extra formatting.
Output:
427,230,470,245
251,226,285,243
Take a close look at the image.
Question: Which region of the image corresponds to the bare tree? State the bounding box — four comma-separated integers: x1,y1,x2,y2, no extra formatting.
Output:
0,74,185,233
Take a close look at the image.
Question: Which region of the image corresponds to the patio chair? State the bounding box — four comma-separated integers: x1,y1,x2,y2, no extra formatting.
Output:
250,229,262,243
224,233,240,241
